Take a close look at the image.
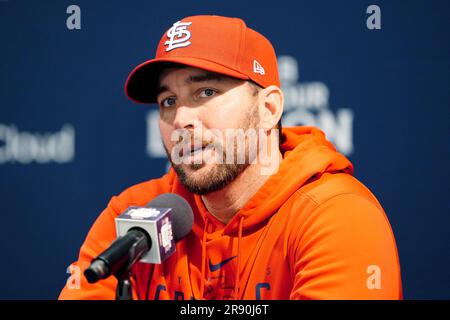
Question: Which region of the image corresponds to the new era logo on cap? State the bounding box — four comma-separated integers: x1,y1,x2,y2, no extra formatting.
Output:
253,60,265,75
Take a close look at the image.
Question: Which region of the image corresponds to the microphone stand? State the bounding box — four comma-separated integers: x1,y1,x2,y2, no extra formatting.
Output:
114,266,134,300
112,229,150,300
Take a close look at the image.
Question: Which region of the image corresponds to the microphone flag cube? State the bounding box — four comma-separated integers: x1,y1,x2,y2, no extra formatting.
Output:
115,206,176,264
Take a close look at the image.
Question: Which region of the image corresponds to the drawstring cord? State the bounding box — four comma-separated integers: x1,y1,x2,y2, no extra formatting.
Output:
233,216,244,299
199,216,209,299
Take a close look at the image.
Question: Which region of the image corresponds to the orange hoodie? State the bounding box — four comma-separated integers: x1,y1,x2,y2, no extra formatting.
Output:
59,126,402,300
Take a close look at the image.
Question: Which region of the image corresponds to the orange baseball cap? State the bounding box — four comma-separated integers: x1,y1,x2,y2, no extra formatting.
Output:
125,15,280,104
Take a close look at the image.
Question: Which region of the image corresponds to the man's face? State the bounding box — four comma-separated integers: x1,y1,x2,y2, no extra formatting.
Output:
157,66,261,195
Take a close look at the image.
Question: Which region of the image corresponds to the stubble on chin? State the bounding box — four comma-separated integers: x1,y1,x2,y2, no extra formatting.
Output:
166,150,249,195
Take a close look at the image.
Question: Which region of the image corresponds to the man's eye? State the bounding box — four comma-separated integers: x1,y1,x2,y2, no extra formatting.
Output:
199,88,217,98
161,97,176,108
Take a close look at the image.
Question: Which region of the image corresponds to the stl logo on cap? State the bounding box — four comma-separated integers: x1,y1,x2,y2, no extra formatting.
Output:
164,20,193,52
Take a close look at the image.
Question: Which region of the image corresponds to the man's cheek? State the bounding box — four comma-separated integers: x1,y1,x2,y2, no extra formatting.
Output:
159,121,174,146
159,129,174,159
159,108,176,124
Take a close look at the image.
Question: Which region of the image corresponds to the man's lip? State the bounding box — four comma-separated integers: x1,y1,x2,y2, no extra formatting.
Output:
187,147,203,157
179,144,206,157
191,145,204,153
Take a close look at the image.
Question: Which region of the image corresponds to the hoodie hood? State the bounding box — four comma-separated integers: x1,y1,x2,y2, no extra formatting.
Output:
179,126,353,236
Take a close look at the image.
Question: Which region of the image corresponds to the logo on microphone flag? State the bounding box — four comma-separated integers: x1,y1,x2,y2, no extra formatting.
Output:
115,206,176,264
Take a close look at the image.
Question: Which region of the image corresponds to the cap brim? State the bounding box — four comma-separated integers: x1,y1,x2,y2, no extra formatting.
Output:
125,57,250,104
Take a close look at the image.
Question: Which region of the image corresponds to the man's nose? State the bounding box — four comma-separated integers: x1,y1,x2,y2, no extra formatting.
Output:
172,104,200,130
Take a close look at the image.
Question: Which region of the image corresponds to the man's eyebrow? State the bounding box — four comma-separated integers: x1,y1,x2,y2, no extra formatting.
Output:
186,72,225,84
156,85,169,98
157,72,226,98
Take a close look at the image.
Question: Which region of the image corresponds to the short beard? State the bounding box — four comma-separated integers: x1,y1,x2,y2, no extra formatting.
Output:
163,103,259,195
172,161,249,195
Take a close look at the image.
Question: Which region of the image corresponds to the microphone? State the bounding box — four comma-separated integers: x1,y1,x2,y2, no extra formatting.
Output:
84,193,194,284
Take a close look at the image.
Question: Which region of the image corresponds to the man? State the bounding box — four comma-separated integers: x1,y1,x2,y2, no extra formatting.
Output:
59,15,402,300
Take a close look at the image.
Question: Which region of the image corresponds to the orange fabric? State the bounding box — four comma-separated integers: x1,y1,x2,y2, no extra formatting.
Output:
59,126,402,300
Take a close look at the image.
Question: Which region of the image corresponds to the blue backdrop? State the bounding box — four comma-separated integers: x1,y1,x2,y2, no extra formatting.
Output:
0,0,449,299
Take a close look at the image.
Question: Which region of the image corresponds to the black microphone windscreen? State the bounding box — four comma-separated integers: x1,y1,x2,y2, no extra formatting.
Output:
146,193,194,241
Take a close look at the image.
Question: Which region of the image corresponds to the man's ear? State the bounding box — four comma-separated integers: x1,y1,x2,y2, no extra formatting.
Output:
260,85,284,130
